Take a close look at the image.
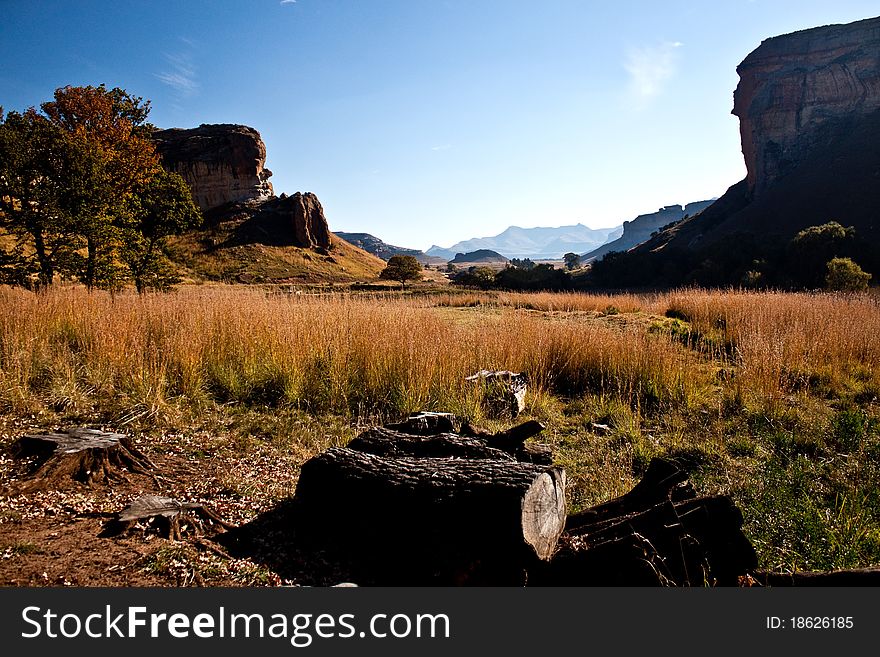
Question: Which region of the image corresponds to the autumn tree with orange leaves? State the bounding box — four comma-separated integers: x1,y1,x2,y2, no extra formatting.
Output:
0,85,200,291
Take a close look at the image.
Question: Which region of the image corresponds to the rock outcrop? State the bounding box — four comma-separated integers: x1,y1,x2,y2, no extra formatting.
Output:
153,124,274,211
733,16,880,195
587,15,880,289
583,200,714,262
153,124,333,251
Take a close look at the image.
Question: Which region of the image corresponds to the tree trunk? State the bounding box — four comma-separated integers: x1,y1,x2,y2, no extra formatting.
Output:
293,447,566,584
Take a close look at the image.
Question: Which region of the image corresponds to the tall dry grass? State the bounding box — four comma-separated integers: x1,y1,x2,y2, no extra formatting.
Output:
665,290,880,407
0,286,699,421
0,286,877,422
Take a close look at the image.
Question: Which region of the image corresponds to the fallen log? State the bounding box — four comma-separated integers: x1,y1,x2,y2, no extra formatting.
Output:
347,427,516,461
10,428,155,491
293,447,566,584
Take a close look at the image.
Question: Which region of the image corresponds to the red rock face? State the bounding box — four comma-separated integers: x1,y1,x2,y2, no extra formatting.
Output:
153,124,274,211
733,16,880,195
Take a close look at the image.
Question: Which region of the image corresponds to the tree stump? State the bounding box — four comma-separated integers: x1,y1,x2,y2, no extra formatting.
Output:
466,370,528,419
293,447,566,584
10,428,156,491
101,495,236,540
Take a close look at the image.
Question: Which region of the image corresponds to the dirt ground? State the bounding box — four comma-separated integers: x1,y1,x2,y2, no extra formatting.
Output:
0,424,321,587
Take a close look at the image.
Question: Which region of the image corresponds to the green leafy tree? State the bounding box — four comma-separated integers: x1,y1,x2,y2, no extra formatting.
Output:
0,109,82,287
452,266,496,289
563,252,582,271
1,85,196,292
825,257,871,292
120,169,201,293
380,254,423,288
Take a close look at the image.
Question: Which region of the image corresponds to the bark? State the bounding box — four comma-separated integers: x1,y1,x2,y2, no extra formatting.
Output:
10,428,156,491
293,447,566,584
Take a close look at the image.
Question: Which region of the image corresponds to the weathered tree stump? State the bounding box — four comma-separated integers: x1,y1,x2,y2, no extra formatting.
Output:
10,428,156,491
466,370,528,419
293,447,566,584
102,495,236,540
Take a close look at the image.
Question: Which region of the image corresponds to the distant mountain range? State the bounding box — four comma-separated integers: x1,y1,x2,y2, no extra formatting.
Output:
582,200,715,261
426,224,623,261
335,232,445,265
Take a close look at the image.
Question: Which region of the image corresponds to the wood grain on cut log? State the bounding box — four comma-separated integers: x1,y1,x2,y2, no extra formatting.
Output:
10,428,156,491
293,447,566,583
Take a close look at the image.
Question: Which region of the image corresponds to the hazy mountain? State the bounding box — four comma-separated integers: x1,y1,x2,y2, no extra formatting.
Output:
449,249,509,264
427,224,622,260
582,200,715,261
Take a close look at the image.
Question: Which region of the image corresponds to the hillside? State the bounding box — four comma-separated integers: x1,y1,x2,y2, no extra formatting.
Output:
335,232,444,265
449,249,509,265
582,200,715,262
155,124,384,285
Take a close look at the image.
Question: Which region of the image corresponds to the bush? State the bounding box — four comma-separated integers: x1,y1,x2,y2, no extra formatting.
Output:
825,257,871,292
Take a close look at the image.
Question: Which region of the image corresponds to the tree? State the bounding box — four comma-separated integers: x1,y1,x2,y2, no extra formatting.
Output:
0,109,82,287
41,85,160,290
120,169,201,293
563,252,582,271
509,258,536,270
825,257,871,292
380,254,422,288
1,85,197,292
788,221,856,289
451,266,496,290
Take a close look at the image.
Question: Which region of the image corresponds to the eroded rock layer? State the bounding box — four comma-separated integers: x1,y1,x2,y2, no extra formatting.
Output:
733,16,880,195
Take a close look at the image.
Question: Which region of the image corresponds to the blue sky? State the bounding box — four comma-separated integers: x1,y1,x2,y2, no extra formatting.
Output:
2,1,878,250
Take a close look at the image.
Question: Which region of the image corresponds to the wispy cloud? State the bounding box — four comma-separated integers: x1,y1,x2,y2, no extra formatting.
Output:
624,41,683,101
430,144,452,151
155,48,199,98
280,0,297,4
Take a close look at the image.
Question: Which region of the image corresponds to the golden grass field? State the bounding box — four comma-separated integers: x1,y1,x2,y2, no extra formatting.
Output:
1,284,878,581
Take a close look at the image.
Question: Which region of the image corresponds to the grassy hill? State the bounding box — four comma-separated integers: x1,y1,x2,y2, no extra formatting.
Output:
168,229,386,285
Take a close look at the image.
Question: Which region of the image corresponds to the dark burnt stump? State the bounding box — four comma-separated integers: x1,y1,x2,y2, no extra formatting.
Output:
293,447,566,584
10,428,156,491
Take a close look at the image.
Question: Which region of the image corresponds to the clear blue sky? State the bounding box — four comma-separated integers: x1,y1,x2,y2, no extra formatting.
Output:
2,1,878,250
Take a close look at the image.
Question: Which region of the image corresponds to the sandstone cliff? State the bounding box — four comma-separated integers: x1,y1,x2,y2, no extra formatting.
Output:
153,124,274,211
733,16,880,195
588,16,880,288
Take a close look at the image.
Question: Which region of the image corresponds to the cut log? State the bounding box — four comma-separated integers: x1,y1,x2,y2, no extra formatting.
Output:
101,495,236,540
293,447,566,584
566,458,693,531
10,428,156,491
385,412,463,435
486,419,546,450
347,427,516,461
